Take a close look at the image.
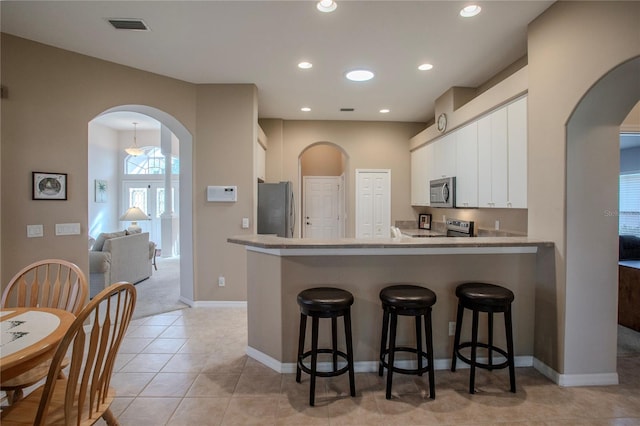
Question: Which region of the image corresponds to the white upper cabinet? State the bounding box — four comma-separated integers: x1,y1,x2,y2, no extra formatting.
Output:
432,133,456,179
478,96,527,208
478,106,508,207
410,95,527,210
455,122,478,208
410,142,433,206
507,97,527,208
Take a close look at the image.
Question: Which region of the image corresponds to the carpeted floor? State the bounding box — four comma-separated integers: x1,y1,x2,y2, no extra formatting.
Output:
132,256,188,320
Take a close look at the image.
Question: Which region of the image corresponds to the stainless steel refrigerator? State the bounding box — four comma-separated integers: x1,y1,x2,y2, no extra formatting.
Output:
257,182,295,237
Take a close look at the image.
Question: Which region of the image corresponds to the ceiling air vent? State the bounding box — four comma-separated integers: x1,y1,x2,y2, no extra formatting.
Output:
108,18,150,31
340,108,355,112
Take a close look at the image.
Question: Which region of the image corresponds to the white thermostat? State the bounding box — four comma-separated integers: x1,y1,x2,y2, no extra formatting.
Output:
207,185,237,202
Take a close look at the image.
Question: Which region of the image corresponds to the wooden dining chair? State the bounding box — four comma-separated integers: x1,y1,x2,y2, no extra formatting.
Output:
0,282,137,426
1,259,88,404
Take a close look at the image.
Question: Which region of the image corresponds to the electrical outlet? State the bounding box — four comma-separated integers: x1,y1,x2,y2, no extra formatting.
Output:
495,220,500,230
448,321,456,336
218,276,225,287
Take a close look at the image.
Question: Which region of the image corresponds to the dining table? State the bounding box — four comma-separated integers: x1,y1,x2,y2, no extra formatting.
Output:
0,307,76,383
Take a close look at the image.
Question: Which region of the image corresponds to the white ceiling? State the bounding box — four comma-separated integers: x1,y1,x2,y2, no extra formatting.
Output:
1,0,554,125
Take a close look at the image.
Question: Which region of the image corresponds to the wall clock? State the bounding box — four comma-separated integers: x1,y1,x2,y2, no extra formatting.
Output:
437,113,447,133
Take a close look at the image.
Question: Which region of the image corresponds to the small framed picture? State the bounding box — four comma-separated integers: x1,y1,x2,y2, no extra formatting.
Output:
418,213,432,230
32,172,67,200
95,179,107,203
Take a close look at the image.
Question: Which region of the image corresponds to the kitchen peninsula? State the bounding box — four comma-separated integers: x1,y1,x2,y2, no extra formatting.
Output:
228,234,554,373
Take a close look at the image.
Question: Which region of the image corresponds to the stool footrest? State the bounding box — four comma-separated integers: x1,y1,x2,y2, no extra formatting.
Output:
454,342,510,370
380,347,432,376
298,349,351,378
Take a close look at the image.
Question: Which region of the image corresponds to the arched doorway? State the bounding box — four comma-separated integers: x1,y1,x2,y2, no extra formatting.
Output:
299,142,349,238
564,57,640,381
91,105,195,305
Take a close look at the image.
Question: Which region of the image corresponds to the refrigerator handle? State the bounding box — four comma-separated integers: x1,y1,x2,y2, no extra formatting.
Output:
290,190,296,237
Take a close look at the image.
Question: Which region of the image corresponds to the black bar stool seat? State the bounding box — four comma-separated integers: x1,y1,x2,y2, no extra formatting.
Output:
378,284,436,400
296,287,356,406
451,282,516,394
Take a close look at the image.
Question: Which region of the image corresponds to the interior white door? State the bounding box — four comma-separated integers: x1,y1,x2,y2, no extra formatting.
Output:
356,169,391,238
303,176,341,238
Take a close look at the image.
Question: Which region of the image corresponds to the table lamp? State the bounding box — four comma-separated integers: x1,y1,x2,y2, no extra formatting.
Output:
119,206,149,233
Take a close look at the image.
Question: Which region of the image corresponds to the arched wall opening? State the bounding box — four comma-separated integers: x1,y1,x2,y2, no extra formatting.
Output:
298,142,349,238
564,56,640,380
94,105,195,303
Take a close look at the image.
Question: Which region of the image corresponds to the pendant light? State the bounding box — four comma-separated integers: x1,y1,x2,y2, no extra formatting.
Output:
125,122,143,156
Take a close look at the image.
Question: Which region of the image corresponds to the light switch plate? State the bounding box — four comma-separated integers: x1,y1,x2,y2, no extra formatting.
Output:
242,217,249,229
55,223,81,236
27,224,44,238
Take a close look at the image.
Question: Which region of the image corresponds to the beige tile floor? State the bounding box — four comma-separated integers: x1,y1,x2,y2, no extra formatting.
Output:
95,307,639,425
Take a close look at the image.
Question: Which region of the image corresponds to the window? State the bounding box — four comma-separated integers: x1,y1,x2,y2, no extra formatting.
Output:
125,147,179,175
619,173,640,237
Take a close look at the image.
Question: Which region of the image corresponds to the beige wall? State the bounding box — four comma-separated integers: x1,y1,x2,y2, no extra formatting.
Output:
260,119,425,237
194,84,257,300
1,34,255,302
300,143,344,177
527,1,640,377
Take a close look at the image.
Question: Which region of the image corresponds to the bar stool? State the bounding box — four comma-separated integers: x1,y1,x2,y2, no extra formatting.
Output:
378,284,436,400
451,282,516,394
296,287,356,406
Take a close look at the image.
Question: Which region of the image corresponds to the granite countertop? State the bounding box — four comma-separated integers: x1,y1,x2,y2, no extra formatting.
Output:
227,234,553,249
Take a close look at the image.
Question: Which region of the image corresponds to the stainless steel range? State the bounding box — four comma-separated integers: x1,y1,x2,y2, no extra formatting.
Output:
445,219,475,237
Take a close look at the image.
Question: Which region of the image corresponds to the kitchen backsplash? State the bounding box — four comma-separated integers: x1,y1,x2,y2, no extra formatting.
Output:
400,207,528,237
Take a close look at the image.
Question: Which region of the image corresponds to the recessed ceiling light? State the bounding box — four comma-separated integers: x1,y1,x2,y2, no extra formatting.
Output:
345,69,374,82
418,63,434,71
317,0,337,13
301,107,311,112
460,5,481,18
380,109,390,114
298,61,313,69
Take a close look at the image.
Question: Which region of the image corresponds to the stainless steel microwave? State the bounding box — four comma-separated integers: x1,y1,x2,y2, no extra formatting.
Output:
430,177,456,208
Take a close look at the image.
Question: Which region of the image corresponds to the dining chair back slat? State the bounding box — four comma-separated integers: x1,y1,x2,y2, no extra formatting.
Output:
1,259,88,315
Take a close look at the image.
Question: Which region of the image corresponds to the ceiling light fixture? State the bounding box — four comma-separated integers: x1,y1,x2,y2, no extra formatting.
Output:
301,107,311,112
316,0,337,13
345,69,374,82
124,122,143,156
298,61,313,69
380,109,390,114
418,63,434,71
460,5,482,18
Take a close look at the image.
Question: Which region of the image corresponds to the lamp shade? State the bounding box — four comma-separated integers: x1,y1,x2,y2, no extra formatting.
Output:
119,207,149,233
119,207,149,222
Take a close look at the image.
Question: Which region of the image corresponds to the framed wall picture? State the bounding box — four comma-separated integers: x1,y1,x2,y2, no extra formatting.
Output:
32,172,67,200
418,213,432,230
95,179,107,203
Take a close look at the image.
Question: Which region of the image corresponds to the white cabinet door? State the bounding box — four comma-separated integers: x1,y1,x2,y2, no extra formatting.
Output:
478,107,508,207
433,133,456,179
507,97,527,208
455,122,478,208
411,144,430,206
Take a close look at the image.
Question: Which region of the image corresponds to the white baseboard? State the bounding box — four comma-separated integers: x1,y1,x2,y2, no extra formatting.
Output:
191,300,247,308
246,346,533,374
178,296,195,307
532,358,619,387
